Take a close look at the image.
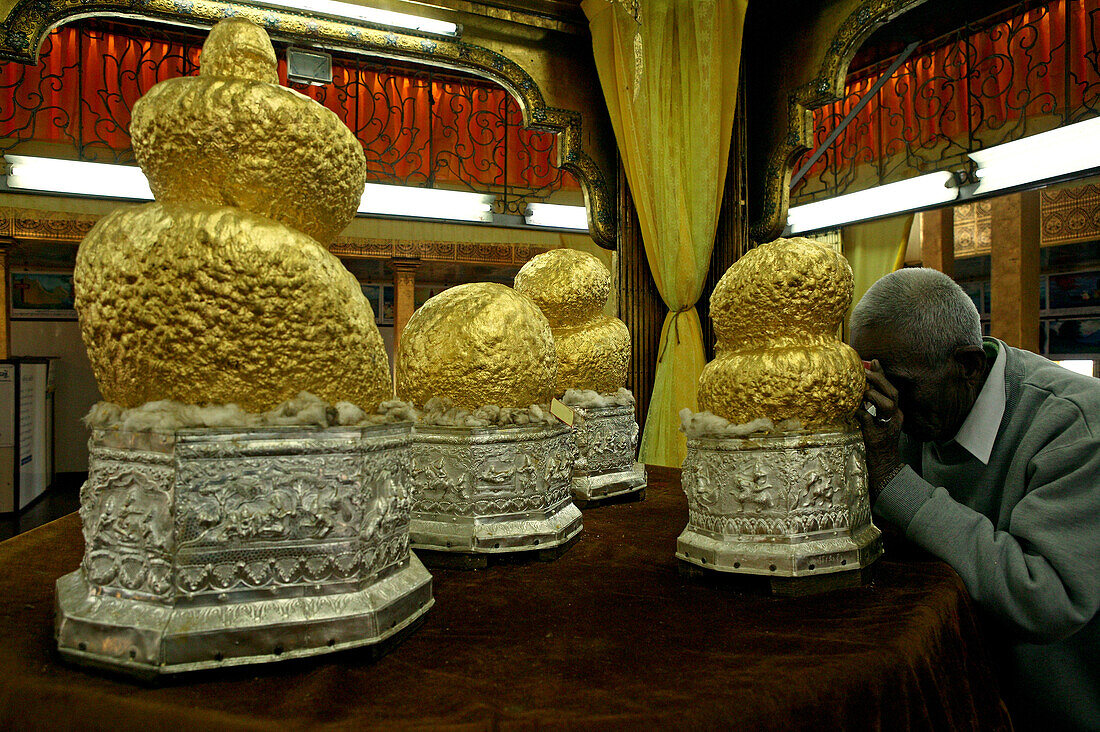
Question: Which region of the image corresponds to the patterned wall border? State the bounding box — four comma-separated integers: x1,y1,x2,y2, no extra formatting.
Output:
330,237,551,265
1040,184,1100,247
0,206,99,241
0,0,615,248
0,206,552,265
750,0,929,243
950,186,1100,256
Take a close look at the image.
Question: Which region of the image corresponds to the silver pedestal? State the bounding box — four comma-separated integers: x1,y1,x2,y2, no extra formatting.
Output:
409,423,582,557
56,424,433,678
677,428,881,585
571,403,646,505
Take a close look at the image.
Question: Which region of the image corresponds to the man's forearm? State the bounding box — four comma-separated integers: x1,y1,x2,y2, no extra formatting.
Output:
874,467,1099,642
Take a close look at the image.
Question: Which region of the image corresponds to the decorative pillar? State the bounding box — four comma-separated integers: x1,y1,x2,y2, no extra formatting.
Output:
990,192,1040,352
391,257,420,354
0,237,12,360
920,208,954,277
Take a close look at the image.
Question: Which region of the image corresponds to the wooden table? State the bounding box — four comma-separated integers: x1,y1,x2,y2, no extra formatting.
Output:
0,466,1010,730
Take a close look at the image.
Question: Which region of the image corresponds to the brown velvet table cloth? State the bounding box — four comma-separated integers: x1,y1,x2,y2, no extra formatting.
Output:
0,466,1010,730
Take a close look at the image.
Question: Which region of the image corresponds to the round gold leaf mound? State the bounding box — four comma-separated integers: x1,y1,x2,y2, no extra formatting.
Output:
514,248,611,328
553,315,630,394
75,203,392,412
709,236,853,348
514,248,630,394
698,344,864,429
130,18,366,245
699,236,864,430
396,282,556,409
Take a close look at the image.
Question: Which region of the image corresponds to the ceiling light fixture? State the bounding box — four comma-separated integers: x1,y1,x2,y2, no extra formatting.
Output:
253,0,458,36
524,202,589,231
786,171,958,234
969,116,1100,196
5,155,153,200
357,183,493,222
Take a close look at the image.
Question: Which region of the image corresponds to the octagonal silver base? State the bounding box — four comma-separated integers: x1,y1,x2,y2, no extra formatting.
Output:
55,423,433,677
571,404,646,504
676,427,882,580
409,423,582,555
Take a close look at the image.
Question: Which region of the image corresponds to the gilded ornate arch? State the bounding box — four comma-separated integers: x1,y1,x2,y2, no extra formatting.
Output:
0,0,616,247
750,0,930,243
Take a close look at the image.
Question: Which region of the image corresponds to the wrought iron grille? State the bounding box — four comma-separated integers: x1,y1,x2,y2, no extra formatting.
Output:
0,20,578,212
791,0,1100,206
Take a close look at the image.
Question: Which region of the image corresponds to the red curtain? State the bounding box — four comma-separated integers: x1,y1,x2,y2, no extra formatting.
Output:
793,0,1100,199
0,23,578,192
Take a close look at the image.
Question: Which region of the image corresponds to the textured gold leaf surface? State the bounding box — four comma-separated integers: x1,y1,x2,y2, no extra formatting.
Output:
75,19,389,412
698,237,864,429
513,249,629,393
129,18,366,246
395,282,556,409
75,203,392,412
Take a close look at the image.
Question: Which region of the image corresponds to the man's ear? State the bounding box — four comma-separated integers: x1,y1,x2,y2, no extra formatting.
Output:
952,345,987,385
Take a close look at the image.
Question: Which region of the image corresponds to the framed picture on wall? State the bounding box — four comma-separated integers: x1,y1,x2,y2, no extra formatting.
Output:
381,285,394,325
10,270,77,320
1046,317,1100,358
361,283,382,323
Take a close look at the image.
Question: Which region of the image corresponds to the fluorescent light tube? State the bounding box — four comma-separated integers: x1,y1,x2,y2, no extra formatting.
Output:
7,157,496,224
525,202,589,230
970,117,1100,195
254,0,457,35
6,155,153,200
787,171,958,234
358,183,493,222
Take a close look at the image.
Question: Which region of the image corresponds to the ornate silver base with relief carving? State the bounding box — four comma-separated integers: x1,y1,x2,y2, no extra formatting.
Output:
409,423,582,561
55,424,433,678
571,404,646,505
676,428,881,590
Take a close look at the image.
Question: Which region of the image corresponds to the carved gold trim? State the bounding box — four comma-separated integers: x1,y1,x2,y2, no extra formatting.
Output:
949,185,1100,256
0,206,99,241
0,206,552,264
331,237,551,265
0,0,615,247
1040,184,1100,247
751,0,929,242
953,200,992,258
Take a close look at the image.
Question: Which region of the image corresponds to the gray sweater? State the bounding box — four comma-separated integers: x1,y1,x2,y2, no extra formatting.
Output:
876,342,1100,732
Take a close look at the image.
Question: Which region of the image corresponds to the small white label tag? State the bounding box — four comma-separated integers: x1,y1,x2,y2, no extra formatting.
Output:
549,398,576,427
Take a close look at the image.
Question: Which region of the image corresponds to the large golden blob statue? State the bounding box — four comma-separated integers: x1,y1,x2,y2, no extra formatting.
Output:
697,237,864,430
396,283,556,409
513,249,629,394
74,18,391,413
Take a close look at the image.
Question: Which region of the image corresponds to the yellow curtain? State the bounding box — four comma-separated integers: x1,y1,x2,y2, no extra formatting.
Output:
583,0,748,467
841,213,914,323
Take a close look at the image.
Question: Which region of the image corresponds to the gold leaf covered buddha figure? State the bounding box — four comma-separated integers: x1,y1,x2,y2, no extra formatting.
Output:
677,237,880,589
396,281,583,562
57,20,434,678
395,282,557,409
697,237,865,430
73,18,391,413
513,248,629,395
513,248,645,506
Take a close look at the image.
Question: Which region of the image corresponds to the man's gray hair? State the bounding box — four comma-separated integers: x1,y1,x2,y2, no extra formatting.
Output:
849,268,982,368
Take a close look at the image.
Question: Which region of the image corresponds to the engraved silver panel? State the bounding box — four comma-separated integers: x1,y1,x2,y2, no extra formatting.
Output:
56,424,433,677
677,428,882,577
409,423,582,553
570,404,646,503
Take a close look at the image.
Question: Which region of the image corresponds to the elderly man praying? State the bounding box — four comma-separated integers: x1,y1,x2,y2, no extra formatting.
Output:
849,267,1099,732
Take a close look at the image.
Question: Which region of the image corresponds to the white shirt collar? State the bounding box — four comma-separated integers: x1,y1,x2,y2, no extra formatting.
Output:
953,340,1007,464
